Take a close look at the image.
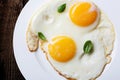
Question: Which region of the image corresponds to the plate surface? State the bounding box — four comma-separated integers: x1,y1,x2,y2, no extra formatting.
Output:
13,0,120,80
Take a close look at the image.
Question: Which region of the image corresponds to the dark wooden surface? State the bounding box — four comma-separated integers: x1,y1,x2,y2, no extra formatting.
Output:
0,0,28,80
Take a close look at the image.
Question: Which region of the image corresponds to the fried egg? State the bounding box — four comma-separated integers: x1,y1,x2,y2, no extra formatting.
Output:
26,0,115,80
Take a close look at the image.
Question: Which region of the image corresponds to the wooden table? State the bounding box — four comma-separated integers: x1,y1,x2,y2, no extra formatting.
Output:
0,0,28,80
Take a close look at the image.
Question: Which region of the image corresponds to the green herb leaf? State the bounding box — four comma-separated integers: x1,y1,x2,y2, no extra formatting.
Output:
38,32,46,41
58,3,66,13
83,40,94,54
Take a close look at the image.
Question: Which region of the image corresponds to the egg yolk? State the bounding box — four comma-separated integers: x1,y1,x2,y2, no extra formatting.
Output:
69,2,98,27
48,36,76,62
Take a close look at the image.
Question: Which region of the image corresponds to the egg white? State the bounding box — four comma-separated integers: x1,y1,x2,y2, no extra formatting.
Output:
29,0,115,80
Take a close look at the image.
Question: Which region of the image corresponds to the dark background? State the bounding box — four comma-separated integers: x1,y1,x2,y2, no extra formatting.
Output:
0,0,29,80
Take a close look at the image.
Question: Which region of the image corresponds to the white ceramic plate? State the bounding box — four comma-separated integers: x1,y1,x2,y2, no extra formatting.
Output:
13,0,120,80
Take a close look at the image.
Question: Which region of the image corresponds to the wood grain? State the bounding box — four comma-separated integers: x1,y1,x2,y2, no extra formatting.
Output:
0,0,28,80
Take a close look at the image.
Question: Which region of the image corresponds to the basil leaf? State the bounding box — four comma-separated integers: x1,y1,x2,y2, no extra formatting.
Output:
58,3,66,13
38,32,46,41
83,40,93,54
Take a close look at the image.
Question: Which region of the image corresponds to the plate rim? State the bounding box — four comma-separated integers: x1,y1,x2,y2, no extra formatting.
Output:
13,0,120,80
